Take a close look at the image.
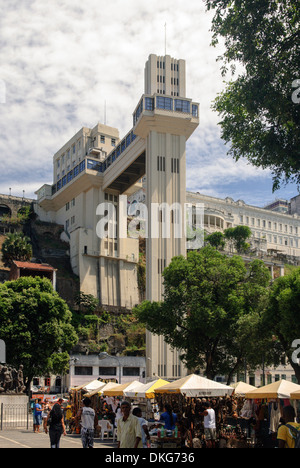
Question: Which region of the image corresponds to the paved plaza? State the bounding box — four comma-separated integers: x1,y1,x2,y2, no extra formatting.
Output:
0,429,117,449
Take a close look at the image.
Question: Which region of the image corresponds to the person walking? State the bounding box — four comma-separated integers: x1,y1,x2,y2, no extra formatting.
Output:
277,406,300,449
117,401,142,448
200,402,216,448
75,397,98,449
132,407,151,448
45,399,66,448
33,399,43,433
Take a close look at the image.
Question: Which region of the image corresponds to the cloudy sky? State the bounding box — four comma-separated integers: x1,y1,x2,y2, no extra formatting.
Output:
0,0,298,207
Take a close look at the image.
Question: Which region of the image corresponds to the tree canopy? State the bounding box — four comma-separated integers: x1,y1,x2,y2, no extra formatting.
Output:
0,277,78,390
2,232,32,267
204,0,300,191
134,246,271,380
264,267,300,382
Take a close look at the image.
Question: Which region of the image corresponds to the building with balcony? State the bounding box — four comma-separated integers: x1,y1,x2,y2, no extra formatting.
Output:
35,53,199,381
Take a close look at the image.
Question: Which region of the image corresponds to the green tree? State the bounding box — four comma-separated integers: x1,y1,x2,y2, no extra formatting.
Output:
74,291,99,314
205,231,226,250
204,0,300,191
264,267,300,383
2,232,33,267
224,225,252,253
134,246,271,379
0,277,78,391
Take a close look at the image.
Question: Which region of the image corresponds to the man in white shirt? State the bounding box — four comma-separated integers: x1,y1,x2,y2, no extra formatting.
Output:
117,401,142,448
200,402,216,448
132,407,150,448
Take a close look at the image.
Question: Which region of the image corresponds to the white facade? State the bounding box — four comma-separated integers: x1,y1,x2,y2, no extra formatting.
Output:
186,192,300,260
35,54,199,381
69,355,146,389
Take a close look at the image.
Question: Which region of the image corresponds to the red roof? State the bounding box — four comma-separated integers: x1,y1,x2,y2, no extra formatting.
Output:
12,261,56,271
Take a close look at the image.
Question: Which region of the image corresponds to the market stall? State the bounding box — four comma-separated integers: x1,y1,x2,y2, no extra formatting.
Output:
290,390,300,418
125,379,169,399
244,379,300,448
290,390,300,399
232,382,257,397
245,379,300,400
68,380,105,433
102,380,144,397
153,374,237,448
124,379,169,420
154,374,234,397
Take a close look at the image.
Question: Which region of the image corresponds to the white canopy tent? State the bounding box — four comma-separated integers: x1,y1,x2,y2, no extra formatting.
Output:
231,382,257,396
154,374,234,398
82,380,106,393
124,379,169,399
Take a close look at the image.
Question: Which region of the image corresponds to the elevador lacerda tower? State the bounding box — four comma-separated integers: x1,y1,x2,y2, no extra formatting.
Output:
36,53,199,380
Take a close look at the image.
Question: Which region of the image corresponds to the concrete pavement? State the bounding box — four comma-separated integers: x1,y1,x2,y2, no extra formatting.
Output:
0,429,118,449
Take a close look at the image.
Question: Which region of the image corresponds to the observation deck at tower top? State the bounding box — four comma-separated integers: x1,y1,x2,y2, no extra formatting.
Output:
48,93,199,197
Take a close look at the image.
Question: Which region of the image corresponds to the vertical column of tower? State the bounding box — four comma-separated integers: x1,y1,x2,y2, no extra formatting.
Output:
145,129,187,379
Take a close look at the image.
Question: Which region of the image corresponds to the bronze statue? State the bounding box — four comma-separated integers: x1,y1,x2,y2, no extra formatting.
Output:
0,364,26,394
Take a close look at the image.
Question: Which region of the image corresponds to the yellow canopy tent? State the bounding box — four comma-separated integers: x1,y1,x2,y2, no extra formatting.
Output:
231,382,257,397
154,374,234,398
290,390,300,400
124,379,169,399
245,379,300,399
102,380,143,397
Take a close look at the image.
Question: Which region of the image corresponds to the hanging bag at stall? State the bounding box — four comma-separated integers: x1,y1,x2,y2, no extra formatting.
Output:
285,424,300,449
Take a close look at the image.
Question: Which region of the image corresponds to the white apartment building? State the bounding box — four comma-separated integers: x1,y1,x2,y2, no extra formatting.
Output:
186,192,300,261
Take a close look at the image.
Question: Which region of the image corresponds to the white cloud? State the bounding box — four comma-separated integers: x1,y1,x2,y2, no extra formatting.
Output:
0,0,297,205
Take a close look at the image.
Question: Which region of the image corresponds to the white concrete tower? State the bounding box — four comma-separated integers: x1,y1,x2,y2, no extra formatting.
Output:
135,54,199,379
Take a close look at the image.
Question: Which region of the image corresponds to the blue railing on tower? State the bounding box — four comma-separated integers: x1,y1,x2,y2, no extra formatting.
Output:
52,95,198,196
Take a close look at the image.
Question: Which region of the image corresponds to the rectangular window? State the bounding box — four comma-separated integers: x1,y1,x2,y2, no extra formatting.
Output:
111,138,116,147
100,135,105,144
123,367,140,377
192,104,199,117
79,160,85,173
75,367,93,376
171,158,179,173
145,97,154,110
158,258,166,274
156,96,173,111
157,156,166,172
174,99,190,113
